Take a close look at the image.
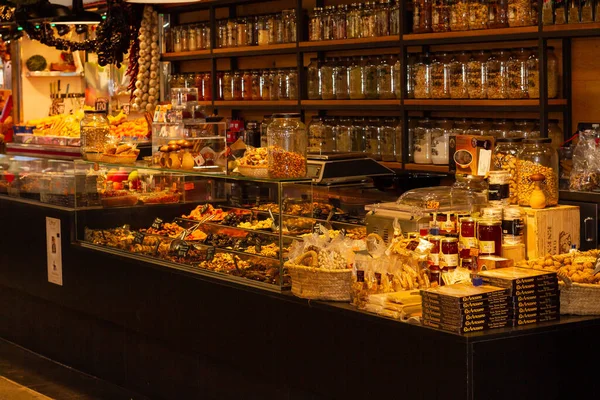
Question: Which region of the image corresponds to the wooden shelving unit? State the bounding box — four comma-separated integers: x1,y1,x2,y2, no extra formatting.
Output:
403,26,538,44
299,36,401,51
213,100,299,108
301,100,401,110
161,49,212,61
212,43,297,57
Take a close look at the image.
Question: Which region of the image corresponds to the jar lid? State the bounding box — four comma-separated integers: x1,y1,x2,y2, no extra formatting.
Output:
478,220,502,226
460,217,476,222
272,113,301,119
440,237,459,243
496,137,524,143
428,235,443,241
523,138,552,144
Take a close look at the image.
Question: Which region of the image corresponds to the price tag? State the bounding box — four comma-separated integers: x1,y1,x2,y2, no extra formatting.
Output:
95,98,108,112
176,241,190,257
426,200,440,210
151,218,163,230
194,154,205,166
133,231,145,245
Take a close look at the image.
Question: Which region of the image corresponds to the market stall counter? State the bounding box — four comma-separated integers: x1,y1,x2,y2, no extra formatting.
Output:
1,195,600,400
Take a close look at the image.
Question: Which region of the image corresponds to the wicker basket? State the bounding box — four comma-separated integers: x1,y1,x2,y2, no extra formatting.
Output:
559,282,600,315
238,165,269,178
285,251,353,301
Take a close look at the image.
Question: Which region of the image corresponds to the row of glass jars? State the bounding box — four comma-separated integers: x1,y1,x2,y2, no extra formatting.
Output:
408,48,559,100
309,0,401,41
409,117,563,164
216,69,298,101
166,24,212,53
169,73,212,101
307,56,402,100
543,0,600,24
307,116,402,161
413,0,536,34
217,10,297,48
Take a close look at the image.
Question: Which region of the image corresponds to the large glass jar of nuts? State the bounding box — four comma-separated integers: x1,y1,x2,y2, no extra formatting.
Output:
488,0,509,27
413,0,434,33
377,55,395,99
450,51,470,99
528,47,559,99
508,48,530,99
517,137,559,207
469,0,488,29
414,53,432,98
80,110,109,161
508,0,532,26
433,0,451,32
467,50,489,99
430,52,451,99
486,49,510,99
450,0,470,31
406,54,417,99
267,113,307,178
349,56,367,99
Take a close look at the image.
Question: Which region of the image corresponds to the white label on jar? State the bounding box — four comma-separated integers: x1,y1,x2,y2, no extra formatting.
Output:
442,253,459,267
429,253,440,265
461,237,477,249
479,240,495,254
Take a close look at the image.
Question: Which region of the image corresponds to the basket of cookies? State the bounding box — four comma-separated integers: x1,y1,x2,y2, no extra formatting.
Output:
517,249,600,315
101,143,140,164
236,147,269,178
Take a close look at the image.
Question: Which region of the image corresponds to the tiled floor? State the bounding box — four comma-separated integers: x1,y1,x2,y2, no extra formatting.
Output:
0,338,148,400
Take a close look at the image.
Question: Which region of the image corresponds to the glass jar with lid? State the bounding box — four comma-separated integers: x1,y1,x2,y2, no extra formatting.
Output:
323,116,337,152
347,4,360,39
232,71,243,100
226,19,238,47
450,0,470,31
466,118,486,135
257,16,270,45
375,0,391,36
260,115,272,147
250,70,261,101
394,118,403,161
390,0,401,34
336,117,354,152
222,71,233,101
433,0,451,32
430,52,451,99
334,57,350,100
414,53,432,99
180,25,189,51
309,7,324,41
548,119,563,151
380,117,397,161
236,18,248,47
467,50,489,99
322,6,333,40
217,20,227,48
486,49,510,99
568,0,581,23
493,137,522,204
362,2,377,37
413,118,433,164
352,116,367,152
469,0,488,29
364,56,379,99
349,56,366,99
194,73,204,101
450,117,471,137
517,137,559,207
508,48,530,99
287,69,298,100
377,56,395,99
241,70,253,100
269,70,279,100
488,0,509,27
431,118,452,164
283,9,298,43
267,114,307,178
508,119,531,138
413,0,434,33
392,55,402,99
489,119,514,138
80,110,109,161
527,47,559,99
187,25,198,51
449,51,470,99
260,69,271,100
407,117,417,162
406,54,417,99
308,116,326,153
365,117,382,159
172,27,182,52
508,0,532,26
275,69,288,100
307,59,321,100
321,58,335,100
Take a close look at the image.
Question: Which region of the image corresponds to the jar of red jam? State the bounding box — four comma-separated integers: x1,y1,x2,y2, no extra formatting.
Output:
440,237,459,271
459,217,477,258
428,235,442,268
461,258,475,272
478,220,502,256
429,269,441,286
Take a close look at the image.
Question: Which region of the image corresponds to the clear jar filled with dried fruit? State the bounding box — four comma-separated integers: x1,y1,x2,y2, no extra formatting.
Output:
413,0,434,33
362,2,377,38
393,55,402,99
467,50,489,99
232,71,243,100
517,137,559,207
493,137,522,204
269,70,279,100
469,0,488,29
430,52,451,99
251,70,261,101
347,3,361,38
260,69,272,100
377,55,395,99
450,51,470,99
450,0,470,31
336,117,354,152
321,58,335,100
376,0,391,36
568,0,581,23
433,0,452,32
286,69,298,100
508,0,532,26
489,0,509,27
414,53,432,99
267,113,308,178
486,49,510,99
202,72,212,101
413,117,434,164
309,7,324,41
241,70,253,100
390,0,401,34
275,69,288,100
308,116,327,153
507,47,530,99
365,117,382,159
406,54,417,99
527,47,559,99
222,71,233,101
364,56,380,99
334,57,350,100
352,116,367,152
80,110,109,161
350,56,366,99
307,58,321,100
381,117,397,161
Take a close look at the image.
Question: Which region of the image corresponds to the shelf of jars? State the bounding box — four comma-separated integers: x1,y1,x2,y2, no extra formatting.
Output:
300,100,401,110
403,26,539,45
213,100,299,108
403,99,568,111
161,49,212,61
212,43,298,57
404,163,451,173
299,36,401,51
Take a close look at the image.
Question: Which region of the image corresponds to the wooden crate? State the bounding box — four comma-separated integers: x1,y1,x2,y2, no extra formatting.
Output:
521,205,580,260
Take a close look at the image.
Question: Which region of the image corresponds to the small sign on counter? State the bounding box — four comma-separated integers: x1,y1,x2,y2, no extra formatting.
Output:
46,217,63,286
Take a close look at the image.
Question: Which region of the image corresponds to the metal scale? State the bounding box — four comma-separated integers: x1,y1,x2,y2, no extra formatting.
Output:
306,152,395,185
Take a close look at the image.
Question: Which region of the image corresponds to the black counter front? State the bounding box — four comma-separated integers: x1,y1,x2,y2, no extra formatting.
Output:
1,197,599,400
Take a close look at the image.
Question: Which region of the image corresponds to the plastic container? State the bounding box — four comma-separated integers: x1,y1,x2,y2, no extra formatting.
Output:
80,110,109,161
516,137,559,207
267,114,307,178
